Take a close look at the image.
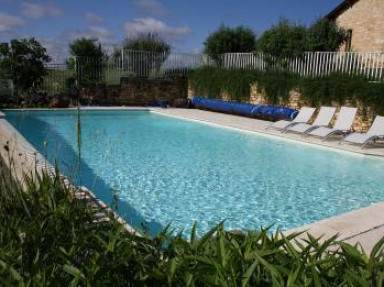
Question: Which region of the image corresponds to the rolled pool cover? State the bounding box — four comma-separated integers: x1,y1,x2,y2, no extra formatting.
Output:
190,97,298,121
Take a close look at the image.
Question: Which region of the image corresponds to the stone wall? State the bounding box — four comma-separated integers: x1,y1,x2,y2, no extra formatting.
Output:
80,76,188,106
335,0,384,52
188,83,375,132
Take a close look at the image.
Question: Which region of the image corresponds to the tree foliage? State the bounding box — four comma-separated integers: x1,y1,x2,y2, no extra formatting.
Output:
68,38,104,85
0,38,50,92
256,18,347,60
256,19,307,59
123,32,171,54
122,32,171,78
69,37,104,57
204,25,256,65
2,169,384,285
306,18,347,52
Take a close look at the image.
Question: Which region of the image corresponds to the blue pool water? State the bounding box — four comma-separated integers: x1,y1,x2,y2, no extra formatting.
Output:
5,110,384,236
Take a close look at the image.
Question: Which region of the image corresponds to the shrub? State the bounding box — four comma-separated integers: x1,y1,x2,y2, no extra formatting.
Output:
256,18,346,65
306,18,347,52
300,73,384,114
2,167,384,285
189,67,259,101
204,25,256,66
123,32,171,54
189,67,384,115
256,19,307,60
257,70,299,105
122,32,171,78
0,38,51,93
68,38,104,86
189,67,299,105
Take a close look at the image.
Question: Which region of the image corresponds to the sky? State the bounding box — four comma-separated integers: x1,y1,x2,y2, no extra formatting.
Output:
0,0,342,60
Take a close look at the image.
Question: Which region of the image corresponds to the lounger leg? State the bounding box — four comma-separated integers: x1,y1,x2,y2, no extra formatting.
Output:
302,126,319,137
322,131,344,142
361,136,377,149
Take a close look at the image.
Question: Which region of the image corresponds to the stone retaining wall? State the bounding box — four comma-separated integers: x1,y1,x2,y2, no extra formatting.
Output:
80,76,188,106
188,83,375,132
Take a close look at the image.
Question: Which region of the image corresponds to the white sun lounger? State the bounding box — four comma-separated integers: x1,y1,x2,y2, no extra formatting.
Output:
307,107,357,140
341,115,384,148
285,106,336,134
266,107,315,131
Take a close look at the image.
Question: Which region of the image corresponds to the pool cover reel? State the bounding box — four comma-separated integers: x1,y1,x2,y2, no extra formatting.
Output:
191,97,298,121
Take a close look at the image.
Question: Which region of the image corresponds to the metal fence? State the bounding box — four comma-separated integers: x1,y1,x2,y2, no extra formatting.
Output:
36,50,384,93
43,63,75,94
104,50,214,80
220,52,384,79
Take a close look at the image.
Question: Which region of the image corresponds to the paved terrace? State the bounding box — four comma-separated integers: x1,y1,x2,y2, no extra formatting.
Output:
153,108,384,254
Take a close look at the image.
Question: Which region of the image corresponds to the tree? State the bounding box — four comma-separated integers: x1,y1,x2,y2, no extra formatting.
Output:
0,38,51,92
68,38,104,85
307,18,346,52
256,19,307,60
204,25,256,65
121,32,171,77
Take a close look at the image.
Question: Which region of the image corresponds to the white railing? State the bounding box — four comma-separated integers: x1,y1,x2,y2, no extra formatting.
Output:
220,52,384,79
40,50,384,92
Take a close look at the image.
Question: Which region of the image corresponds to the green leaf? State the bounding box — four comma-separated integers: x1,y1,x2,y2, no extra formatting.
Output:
63,264,83,278
344,270,369,287
340,242,368,266
370,235,384,262
241,259,258,287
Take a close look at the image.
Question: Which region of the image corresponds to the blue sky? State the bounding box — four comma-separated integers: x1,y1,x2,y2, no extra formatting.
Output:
0,0,342,59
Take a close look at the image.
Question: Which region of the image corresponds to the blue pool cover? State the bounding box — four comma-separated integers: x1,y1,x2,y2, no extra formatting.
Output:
191,97,298,121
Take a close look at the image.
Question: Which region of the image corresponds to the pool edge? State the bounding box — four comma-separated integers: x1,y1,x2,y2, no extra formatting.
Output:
2,107,384,254
0,113,139,236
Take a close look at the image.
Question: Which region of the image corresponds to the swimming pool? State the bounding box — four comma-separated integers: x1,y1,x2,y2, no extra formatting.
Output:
5,109,384,236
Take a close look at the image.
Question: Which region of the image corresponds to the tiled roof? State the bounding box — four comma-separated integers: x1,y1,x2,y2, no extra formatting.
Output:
326,0,359,20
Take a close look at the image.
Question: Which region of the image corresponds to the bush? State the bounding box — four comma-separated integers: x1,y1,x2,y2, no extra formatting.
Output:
204,25,256,66
189,67,259,101
68,38,104,86
0,38,51,93
189,67,299,105
306,18,347,52
258,70,299,105
256,18,346,64
300,73,384,114
189,67,384,114
2,167,384,285
122,33,171,78
256,19,307,60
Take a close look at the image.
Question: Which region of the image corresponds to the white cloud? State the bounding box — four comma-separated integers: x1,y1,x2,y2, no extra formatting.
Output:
61,26,114,43
123,18,190,42
21,2,63,19
0,12,26,33
39,39,68,63
135,0,168,16
88,26,113,39
84,12,104,24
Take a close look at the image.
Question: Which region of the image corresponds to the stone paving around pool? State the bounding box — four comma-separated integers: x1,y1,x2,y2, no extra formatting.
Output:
153,108,384,157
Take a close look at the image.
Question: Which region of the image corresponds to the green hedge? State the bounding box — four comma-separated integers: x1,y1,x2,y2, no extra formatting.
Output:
300,73,384,114
1,169,384,285
189,67,384,114
188,67,259,102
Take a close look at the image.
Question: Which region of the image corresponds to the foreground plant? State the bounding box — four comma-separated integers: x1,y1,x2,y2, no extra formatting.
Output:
0,170,384,286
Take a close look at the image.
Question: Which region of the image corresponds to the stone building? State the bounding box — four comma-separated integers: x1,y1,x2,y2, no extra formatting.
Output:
327,0,384,52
